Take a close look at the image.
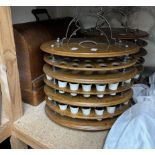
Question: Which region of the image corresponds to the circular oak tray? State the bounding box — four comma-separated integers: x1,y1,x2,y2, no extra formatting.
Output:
44,85,133,107
44,55,137,71
136,57,145,65
83,28,149,40
111,28,149,39
46,98,131,120
43,64,137,84
44,77,133,95
40,39,139,58
45,105,118,131
130,39,148,48
133,48,147,58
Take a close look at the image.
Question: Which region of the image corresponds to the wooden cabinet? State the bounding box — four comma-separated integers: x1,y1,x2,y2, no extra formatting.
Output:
0,6,23,144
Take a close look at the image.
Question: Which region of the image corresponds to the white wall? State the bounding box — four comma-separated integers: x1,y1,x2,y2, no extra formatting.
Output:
11,6,36,24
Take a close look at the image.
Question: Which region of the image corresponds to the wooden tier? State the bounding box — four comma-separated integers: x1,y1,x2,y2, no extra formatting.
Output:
40,39,139,58
46,98,131,120
136,57,145,65
43,64,137,84
133,48,147,58
130,39,147,48
44,55,137,71
109,28,149,39
44,78,133,95
45,105,117,131
44,85,133,107
83,28,149,40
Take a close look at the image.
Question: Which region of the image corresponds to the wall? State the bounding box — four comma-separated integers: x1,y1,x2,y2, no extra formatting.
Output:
11,6,36,24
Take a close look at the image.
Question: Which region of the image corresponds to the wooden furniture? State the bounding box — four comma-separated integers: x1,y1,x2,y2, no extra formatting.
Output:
0,6,150,148
0,6,23,144
0,6,112,149
41,38,140,131
13,17,79,105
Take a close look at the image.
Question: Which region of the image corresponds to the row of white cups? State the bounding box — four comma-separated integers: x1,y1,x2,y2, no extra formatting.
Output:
48,97,129,116
46,73,140,98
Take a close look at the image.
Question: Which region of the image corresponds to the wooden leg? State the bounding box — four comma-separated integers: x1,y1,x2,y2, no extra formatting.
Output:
10,136,28,149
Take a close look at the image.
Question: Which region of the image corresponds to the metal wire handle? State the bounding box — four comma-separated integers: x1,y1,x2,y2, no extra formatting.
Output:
61,7,122,50
67,18,81,46
79,40,97,48
61,16,79,45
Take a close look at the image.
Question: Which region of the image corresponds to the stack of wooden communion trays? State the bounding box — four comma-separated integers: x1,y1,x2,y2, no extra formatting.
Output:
41,37,140,131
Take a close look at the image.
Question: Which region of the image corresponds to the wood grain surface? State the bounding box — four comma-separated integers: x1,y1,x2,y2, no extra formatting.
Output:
45,105,118,131
44,77,133,95
43,64,138,84
44,55,137,71
41,39,139,58
46,98,131,120
44,85,132,107
83,28,149,40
